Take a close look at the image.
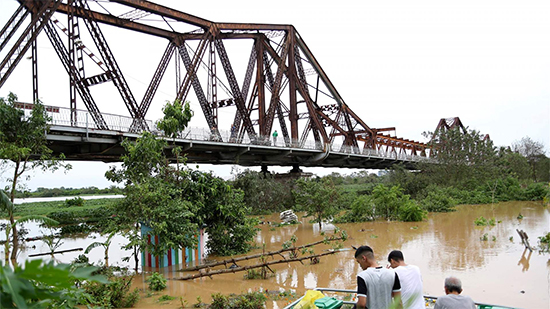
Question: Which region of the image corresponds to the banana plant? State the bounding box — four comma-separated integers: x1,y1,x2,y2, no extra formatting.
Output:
85,231,116,267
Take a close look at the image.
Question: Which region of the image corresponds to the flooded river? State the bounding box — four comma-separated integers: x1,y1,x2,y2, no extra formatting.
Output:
2,201,549,308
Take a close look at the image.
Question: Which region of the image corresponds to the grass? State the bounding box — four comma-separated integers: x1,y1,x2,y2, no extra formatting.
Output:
0,198,121,219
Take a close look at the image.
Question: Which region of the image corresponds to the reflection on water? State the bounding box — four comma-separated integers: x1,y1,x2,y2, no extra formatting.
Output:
2,201,549,308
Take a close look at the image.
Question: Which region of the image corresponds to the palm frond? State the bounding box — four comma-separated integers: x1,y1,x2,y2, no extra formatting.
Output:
85,242,104,254
15,215,59,227
0,190,13,214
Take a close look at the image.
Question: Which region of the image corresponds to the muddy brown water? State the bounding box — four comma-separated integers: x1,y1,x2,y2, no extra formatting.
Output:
2,201,549,308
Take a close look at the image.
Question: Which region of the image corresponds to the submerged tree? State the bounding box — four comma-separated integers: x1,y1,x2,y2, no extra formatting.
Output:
0,93,70,261
106,100,257,266
294,177,340,230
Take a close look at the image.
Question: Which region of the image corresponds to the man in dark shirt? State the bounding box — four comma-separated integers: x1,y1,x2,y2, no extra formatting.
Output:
355,245,402,309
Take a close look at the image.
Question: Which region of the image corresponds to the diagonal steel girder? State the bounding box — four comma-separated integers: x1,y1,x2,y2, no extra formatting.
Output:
261,38,329,145
176,41,218,134
129,41,176,131
0,0,62,88
0,3,29,53
214,38,257,141
73,0,146,130
264,34,290,136
139,41,175,117
44,21,108,129
260,38,290,145
230,45,257,141
175,32,210,104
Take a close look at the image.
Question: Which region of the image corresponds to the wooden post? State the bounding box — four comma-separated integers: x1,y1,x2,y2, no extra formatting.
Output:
516,229,532,252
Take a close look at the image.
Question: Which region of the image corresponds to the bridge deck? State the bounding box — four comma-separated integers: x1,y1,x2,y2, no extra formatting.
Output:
46,124,425,169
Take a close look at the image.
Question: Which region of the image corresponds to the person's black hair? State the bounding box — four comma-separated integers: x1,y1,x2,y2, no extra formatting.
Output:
388,250,404,262
354,245,373,258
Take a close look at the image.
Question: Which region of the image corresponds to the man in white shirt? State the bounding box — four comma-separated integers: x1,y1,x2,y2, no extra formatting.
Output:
387,250,424,309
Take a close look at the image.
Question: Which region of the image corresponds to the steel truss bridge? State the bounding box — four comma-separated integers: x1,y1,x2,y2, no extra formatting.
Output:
1,0,431,169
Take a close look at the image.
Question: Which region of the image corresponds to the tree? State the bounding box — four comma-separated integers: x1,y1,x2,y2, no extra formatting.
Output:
232,170,294,214
0,93,70,261
107,100,258,263
294,178,340,230
496,147,531,180
156,100,193,139
512,137,547,182
423,126,498,188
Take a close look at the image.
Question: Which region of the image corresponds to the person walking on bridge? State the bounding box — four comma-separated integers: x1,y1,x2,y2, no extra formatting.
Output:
272,130,278,146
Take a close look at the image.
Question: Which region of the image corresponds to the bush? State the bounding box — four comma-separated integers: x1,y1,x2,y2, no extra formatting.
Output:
210,292,267,309
420,188,457,212
398,201,426,222
65,196,85,207
474,216,495,226
371,184,411,220
334,195,375,223
147,272,167,291
524,182,549,201
81,270,139,308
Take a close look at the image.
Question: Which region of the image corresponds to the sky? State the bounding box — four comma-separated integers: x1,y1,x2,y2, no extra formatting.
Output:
0,0,549,190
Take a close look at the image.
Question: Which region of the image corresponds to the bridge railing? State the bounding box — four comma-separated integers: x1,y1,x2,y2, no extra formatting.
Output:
24,104,427,163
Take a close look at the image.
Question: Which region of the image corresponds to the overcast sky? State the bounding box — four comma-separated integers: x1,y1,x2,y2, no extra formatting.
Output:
0,0,549,190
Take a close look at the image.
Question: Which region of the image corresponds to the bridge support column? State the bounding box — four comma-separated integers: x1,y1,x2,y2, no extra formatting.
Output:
289,164,302,174
261,164,270,178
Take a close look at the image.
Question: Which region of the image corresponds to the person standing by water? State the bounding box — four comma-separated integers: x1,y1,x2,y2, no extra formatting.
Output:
434,277,476,309
387,250,424,309
272,130,278,145
354,245,402,309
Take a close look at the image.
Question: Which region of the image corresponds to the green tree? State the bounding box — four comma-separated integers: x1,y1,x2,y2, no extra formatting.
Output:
294,178,339,230
424,126,498,188
496,146,531,180
512,136,546,182
107,100,257,260
232,170,294,214
156,100,193,139
0,93,70,261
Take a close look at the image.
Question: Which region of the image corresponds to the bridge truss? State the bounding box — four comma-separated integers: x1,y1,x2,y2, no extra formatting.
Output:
0,0,427,159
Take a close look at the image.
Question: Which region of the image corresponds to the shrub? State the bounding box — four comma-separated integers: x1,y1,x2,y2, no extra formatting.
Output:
524,182,549,201
398,201,426,222
158,294,176,302
65,196,85,207
334,195,375,223
82,271,139,308
420,188,457,212
474,216,495,226
147,272,167,291
210,292,267,309
538,232,550,252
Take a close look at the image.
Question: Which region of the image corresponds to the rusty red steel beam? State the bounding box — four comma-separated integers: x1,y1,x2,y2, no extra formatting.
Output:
261,37,332,143
109,0,213,29
53,2,176,39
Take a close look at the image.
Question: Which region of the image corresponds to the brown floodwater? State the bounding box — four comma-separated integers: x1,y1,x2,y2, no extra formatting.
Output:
2,201,549,308
130,201,550,309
